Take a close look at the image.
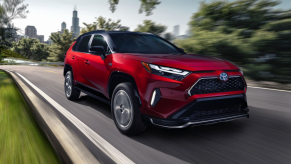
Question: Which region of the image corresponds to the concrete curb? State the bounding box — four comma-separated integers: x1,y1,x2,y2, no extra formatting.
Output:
1,69,100,164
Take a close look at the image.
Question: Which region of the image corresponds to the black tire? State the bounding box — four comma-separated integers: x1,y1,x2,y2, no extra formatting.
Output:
111,82,146,136
64,71,80,101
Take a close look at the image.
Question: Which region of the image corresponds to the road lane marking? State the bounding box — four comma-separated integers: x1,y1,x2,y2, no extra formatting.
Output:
44,70,58,73
248,86,291,93
16,72,135,164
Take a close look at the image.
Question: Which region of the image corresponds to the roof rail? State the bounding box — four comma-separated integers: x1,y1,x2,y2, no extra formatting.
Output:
76,30,106,41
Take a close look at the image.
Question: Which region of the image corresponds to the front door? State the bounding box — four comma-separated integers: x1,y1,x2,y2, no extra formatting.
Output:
83,34,111,94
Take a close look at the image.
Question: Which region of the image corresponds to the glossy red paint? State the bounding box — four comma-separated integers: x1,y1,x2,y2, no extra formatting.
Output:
65,41,87,84
65,44,246,119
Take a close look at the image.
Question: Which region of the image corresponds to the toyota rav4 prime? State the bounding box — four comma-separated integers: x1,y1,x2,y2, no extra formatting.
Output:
63,30,249,136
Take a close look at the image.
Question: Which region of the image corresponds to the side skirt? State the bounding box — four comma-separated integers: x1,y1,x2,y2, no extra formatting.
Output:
75,84,111,105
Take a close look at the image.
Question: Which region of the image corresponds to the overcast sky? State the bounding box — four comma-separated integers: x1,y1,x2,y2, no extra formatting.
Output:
11,0,291,41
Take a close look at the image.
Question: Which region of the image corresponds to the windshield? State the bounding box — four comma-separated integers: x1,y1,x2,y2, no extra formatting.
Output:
109,33,182,54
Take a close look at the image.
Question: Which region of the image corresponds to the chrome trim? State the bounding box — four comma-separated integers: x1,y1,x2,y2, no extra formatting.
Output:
150,113,249,128
187,76,245,96
72,34,116,54
90,34,115,55
150,90,156,106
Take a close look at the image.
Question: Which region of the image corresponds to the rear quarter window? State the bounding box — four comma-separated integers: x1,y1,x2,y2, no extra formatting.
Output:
72,41,79,51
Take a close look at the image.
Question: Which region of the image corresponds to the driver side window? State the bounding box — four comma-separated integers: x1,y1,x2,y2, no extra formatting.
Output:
90,35,111,54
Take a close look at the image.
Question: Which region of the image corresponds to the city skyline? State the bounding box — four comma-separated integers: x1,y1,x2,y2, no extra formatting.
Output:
12,0,291,40
71,9,80,38
61,22,66,32
173,25,179,36
23,8,80,44
24,25,44,43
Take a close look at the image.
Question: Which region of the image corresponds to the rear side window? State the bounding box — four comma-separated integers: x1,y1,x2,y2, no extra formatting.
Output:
90,35,108,52
77,35,91,52
72,41,79,51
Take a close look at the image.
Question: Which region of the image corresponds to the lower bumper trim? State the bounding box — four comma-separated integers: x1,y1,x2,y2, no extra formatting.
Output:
149,113,249,128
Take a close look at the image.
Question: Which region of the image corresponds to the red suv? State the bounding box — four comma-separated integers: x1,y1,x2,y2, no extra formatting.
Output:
64,31,249,136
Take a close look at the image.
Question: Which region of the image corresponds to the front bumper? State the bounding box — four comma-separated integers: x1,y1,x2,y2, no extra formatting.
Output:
142,94,249,128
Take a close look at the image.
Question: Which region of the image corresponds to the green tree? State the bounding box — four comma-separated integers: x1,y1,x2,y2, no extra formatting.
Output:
134,20,166,36
0,0,29,26
47,29,74,62
10,38,49,61
11,38,39,59
164,32,173,41
31,43,50,61
108,0,161,16
0,0,28,59
176,0,291,83
80,16,123,35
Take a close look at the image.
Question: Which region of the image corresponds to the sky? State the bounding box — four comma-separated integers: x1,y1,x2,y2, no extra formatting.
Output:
11,0,291,41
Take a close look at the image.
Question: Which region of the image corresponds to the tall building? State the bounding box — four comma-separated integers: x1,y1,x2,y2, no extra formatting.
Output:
16,35,29,42
37,35,44,43
71,7,80,38
24,25,45,43
173,25,180,36
25,26,37,38
46,38,53,45
62,22,67,32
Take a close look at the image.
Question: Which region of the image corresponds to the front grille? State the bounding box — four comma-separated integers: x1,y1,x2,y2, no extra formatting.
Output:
190,76,245,95
189,105,244,120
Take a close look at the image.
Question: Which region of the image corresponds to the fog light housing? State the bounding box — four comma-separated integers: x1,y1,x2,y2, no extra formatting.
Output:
150,88,161,107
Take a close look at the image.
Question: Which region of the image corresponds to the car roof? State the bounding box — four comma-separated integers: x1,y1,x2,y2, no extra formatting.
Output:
76,30,155,42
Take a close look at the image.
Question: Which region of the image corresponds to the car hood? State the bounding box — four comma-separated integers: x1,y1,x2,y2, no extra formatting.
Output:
123,53,238,71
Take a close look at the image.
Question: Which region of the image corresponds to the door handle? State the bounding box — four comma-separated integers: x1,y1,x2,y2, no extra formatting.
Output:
71,56,75,59
84,60,89,65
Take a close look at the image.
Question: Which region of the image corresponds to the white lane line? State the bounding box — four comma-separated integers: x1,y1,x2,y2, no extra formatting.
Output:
16,72,134,164
248,86,291,93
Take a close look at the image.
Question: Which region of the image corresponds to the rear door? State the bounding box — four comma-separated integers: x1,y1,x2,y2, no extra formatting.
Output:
82,34,111,94
72,35,92,84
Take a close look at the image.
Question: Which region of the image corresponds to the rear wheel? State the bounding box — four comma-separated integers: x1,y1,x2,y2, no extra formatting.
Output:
111,82,146,136
64,71,80,101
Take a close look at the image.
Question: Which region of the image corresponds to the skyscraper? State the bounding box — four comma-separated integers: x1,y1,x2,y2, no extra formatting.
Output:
62,22,67,32
173,25,180,36
71,7,80,38
37,35,44,43
25,26,37,38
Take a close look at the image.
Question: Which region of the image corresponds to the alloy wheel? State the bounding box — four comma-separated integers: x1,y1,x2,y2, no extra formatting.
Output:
65,74,72,97
113,90,133,129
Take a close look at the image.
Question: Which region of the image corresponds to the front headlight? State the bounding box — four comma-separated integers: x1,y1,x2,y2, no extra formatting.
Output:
141,62,190,81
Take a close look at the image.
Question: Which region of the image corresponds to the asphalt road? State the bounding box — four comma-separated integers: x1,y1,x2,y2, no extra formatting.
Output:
2,65,291,164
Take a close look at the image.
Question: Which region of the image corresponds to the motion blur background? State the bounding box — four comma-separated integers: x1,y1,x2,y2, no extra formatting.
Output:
1,1,291,163
1,0,291,85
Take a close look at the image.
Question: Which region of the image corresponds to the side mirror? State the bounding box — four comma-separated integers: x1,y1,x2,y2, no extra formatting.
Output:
89,46,106,60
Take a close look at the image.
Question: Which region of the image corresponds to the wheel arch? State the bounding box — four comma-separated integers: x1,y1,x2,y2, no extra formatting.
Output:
107,71,142,106
63,64,73,77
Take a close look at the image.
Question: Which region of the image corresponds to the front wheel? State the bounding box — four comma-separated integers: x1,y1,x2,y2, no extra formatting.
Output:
64,71,80,101
111,82,146,136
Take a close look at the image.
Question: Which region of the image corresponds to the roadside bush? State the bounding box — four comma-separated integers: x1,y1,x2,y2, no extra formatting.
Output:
1,48,26,59
11,38,50,61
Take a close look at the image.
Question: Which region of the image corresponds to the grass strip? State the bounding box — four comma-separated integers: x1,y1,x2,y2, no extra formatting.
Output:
0,71,60,164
